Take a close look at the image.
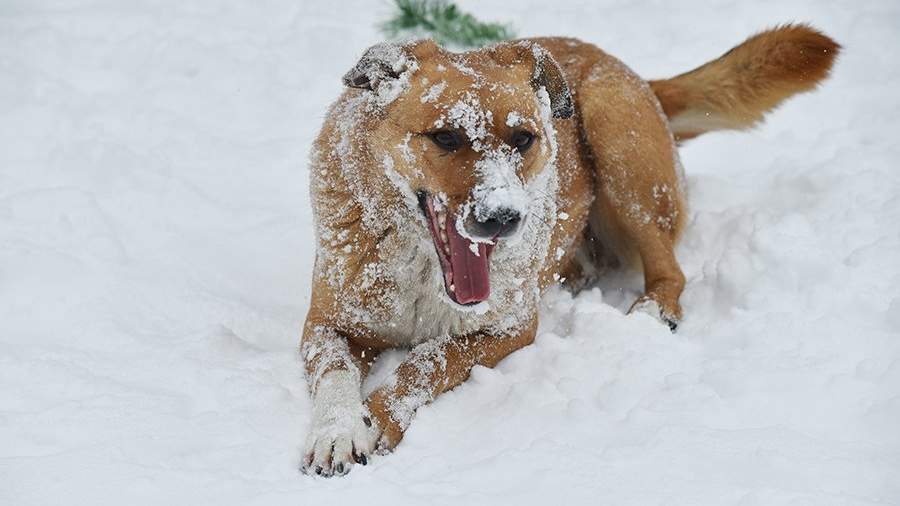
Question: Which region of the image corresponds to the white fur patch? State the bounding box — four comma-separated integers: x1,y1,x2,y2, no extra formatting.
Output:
302,370,378,476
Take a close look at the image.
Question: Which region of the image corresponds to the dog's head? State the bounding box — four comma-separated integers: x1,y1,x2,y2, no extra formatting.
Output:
342,39,572,306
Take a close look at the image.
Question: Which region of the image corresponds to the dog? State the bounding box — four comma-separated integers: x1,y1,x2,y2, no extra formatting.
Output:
300,24,839,476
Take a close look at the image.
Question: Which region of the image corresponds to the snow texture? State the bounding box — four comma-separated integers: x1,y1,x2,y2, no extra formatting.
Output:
1,1,899,505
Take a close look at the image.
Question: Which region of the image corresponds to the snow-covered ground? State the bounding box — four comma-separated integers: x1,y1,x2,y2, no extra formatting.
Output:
2,0,899,504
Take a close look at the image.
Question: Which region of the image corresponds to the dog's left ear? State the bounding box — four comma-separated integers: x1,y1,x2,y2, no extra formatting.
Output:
490,42,574,119
528,44,574,119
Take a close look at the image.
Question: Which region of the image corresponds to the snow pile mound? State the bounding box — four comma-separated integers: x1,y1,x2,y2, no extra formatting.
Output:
1,1,898,505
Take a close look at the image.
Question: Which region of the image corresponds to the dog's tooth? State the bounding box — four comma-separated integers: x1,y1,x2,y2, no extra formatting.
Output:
449,284,455,292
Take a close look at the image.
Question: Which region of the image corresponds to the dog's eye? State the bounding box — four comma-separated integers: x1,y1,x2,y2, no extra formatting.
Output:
429,131,463,152
511,130,535,153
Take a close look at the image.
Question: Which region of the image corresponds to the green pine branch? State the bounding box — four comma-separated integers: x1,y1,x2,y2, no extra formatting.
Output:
380,0,515,49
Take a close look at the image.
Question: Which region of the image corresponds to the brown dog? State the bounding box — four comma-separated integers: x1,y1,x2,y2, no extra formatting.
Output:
300,24,838,476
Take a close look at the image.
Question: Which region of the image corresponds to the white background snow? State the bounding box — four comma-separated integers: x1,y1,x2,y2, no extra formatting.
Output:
2,0,899,504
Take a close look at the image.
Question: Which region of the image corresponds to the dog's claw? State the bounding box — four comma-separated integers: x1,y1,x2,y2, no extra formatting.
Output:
666,318,678,332
300,454,313,474
629,297,680,332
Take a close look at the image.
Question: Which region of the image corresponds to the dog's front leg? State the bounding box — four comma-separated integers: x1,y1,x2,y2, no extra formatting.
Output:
365,320,537,452
300,321,379,477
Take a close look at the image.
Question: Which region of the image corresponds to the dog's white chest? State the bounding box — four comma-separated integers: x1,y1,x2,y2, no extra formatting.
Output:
367,242,485,346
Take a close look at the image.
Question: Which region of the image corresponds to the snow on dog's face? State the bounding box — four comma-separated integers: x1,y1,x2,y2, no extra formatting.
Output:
343,40,572,307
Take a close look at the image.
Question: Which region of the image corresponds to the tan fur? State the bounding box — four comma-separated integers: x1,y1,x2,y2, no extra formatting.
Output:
300,26,838,476
650,24,840,141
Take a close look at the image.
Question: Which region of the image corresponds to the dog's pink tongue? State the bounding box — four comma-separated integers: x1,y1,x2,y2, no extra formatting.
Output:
447,220,492,305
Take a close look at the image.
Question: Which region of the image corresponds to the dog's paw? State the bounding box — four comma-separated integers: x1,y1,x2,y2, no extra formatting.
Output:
628,297,680,332
300,371,378,477
300,413,376,477
364,386,406,454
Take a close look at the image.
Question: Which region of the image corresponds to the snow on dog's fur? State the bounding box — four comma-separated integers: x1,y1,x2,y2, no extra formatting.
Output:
300,26,839,477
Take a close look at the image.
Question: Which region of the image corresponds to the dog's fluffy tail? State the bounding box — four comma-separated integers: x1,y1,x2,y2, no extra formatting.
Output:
650,24,840,141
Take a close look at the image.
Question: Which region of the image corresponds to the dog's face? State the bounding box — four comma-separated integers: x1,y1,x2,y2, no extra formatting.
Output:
342,40,572,306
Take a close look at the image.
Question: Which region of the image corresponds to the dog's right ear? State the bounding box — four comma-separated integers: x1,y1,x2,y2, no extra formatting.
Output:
342,40,439,90
342,42,403,90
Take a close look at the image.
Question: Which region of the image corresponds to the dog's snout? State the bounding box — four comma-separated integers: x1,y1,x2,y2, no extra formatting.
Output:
472,207,522,239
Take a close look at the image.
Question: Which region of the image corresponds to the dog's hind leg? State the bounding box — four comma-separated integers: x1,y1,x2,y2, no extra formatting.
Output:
299,322,381,477
578,59,687,328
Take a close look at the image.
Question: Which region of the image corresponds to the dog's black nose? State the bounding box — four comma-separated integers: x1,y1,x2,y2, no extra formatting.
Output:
472,207,522,238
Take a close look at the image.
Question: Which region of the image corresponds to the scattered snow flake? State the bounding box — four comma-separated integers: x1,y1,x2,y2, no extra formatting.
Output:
420,80,447,103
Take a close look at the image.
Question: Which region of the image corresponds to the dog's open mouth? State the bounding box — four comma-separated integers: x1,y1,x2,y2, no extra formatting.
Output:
418,192,495,305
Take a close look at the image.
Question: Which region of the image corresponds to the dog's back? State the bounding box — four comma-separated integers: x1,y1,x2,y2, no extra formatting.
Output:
525,26,840,294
